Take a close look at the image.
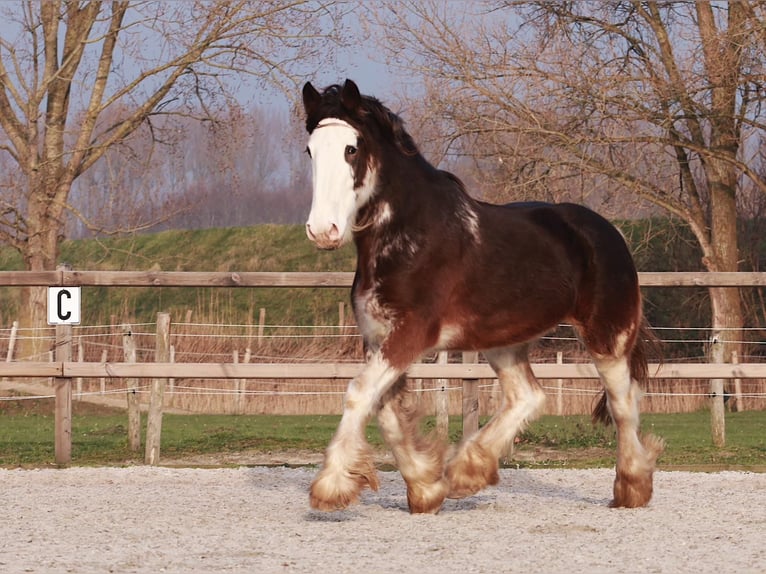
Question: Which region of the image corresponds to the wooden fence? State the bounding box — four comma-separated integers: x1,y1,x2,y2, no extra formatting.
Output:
3,269,766,287
1,270,765,466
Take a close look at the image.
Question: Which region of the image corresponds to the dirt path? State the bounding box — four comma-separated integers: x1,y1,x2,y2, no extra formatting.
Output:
2,466,764,573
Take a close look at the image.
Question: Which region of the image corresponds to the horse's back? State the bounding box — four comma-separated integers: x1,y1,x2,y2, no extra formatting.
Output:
471,201,641,345
494,201,636,281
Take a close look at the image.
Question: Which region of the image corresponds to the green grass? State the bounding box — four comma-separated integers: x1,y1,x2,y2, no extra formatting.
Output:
0,410,378,467
513,411,766,470
1,397,764,470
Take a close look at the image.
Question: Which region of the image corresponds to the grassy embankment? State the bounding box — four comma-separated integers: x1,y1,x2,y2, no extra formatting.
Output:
0,217,741,342
0,225,357,327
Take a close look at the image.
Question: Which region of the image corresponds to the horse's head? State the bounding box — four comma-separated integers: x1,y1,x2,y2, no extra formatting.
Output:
301,79,379,250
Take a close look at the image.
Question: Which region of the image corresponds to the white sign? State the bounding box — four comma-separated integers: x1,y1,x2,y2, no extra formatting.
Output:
47,287,81,325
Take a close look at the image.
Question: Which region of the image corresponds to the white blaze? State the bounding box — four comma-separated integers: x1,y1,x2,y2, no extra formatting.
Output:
305,118,360,248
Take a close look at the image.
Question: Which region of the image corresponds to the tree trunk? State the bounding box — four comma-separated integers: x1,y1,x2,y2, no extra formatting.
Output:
705,160,742,447
18,186,66,362
697,0,743,446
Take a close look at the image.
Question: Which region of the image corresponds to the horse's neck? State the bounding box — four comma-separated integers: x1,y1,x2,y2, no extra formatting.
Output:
352,165,476,286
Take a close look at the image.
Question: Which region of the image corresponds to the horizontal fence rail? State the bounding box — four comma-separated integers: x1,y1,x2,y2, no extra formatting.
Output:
0,270,355,287
1,361,765,379
2,270,766,287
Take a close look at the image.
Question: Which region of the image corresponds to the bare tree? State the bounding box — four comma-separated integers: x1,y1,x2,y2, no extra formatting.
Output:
152,104,309,229
0,0,341,357
66,106,187,239
372,0,766,445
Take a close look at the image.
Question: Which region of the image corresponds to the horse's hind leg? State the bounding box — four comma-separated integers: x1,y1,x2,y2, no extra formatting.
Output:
445,344,546,499
376,376,448,514
590,333,664,508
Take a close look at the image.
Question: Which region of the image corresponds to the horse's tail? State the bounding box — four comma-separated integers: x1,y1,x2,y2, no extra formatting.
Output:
592,317,662,425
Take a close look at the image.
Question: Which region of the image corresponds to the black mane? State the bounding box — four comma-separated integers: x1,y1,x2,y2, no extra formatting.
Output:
306,84,420,157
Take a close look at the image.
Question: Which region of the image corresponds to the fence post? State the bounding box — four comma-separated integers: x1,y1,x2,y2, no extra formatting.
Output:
731,350,744,412
461,351,479,438
99,349,108,394
3,320,18,384
435,351,449,439
122,324,141,452
338,302,345,332
709,332,726,447
74,337,84,400
169,345,175,395
6,319,18,362
556,351,564,416
257,307,266,347
413,375,423,407
54,322,73,466
145,312,170,465
233,349,241,415
240,347,251,415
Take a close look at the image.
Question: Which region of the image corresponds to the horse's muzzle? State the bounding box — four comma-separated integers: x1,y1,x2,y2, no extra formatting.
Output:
306,222,343,250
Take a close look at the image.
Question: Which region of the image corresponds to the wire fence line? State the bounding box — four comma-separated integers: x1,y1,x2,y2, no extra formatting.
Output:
2,320,765,361
4,380,766,403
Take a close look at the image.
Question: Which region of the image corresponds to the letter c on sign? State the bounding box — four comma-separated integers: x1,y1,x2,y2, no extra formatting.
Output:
57,289,72,321
47,286,81,325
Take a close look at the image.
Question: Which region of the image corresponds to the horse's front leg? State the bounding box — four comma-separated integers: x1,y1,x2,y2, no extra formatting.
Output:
376,376,449,514
310,352,403,511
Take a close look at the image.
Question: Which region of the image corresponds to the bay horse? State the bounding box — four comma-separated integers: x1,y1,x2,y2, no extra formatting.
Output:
301,79,663,514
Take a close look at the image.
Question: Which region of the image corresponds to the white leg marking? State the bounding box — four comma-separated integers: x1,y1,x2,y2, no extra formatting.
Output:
471,345,546,454
310,351,403,510
326,352,400,466
593,331,663,507
595,355,644,472
446,345,545,499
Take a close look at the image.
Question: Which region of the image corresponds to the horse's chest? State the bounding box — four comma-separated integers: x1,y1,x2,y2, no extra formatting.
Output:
353,286,394,348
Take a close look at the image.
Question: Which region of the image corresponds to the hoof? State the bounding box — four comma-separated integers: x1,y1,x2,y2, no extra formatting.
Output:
309,464,380,512
611,469,653,508
445,442,499,499
407,477,449,514
611,433,664,508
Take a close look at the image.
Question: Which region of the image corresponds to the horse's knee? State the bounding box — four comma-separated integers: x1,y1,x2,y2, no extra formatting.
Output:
445,441,499,500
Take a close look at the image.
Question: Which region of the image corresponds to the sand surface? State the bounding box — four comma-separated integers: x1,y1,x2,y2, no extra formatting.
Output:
2,466,765,573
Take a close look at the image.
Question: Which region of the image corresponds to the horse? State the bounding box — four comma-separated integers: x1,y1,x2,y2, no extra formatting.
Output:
301,78,664,514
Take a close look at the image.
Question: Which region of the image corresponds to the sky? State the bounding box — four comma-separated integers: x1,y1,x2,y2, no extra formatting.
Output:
270,3,417,111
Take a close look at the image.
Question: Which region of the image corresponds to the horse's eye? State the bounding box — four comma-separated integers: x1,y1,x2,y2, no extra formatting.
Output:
345,145,357,158
305,146,312,158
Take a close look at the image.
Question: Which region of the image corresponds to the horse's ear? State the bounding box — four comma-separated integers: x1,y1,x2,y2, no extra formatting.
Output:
340,79,361,113
302,82,321,116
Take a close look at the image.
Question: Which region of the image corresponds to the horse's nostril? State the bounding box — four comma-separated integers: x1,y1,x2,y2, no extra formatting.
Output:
328,223,340,240
306,223,317,241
